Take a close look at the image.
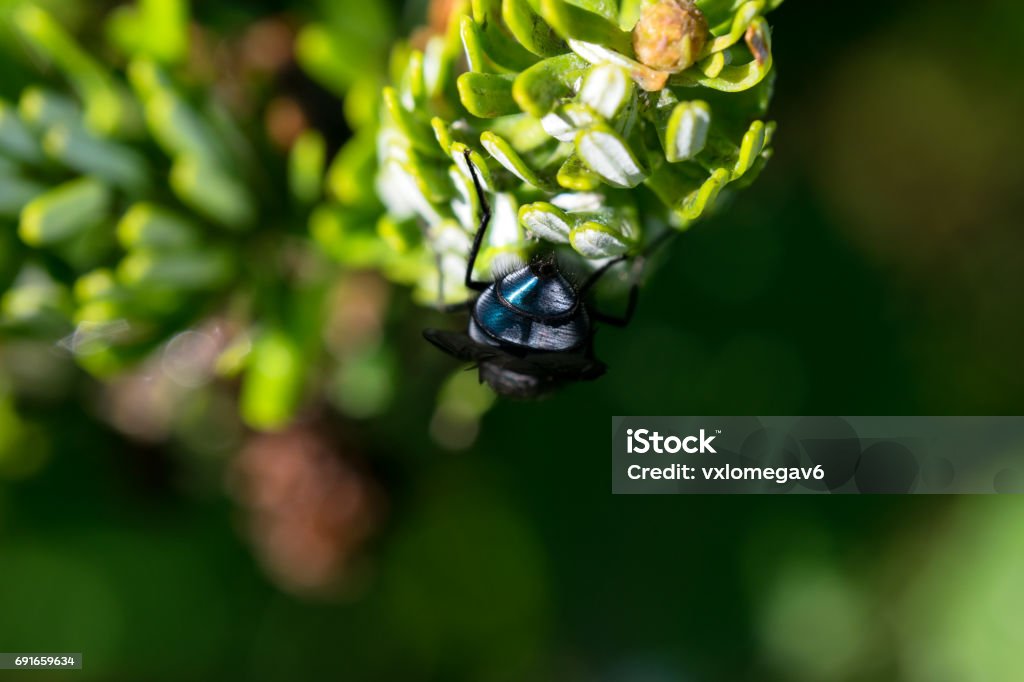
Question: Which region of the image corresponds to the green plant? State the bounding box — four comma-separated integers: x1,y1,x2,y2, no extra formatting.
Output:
0,2,364,433
313,0,782,307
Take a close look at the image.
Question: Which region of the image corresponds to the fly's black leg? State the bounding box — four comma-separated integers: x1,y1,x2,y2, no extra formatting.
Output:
584,229,679,328
426,154,489,312
578,254,629,299
462,149,492,292
589,261,641,327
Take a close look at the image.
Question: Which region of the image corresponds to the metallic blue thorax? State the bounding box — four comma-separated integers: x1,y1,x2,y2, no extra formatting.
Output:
470,263,590,352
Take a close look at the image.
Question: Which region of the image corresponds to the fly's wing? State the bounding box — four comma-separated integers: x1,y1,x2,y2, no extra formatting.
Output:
425,329,606,384
500,352,607,382
423,329,502,362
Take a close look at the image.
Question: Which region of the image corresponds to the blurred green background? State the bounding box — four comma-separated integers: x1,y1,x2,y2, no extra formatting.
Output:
1,0,1024,680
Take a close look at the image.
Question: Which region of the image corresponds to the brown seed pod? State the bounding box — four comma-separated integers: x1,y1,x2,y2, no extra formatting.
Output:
632,0,709,74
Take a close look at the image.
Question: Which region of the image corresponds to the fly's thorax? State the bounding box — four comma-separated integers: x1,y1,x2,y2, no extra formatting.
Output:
470,263,590,352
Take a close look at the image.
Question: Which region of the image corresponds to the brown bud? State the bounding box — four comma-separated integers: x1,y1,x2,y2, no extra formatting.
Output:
632,0,709,74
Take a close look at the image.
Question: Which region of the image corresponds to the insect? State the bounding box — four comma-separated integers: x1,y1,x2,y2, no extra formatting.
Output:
424,150,674,399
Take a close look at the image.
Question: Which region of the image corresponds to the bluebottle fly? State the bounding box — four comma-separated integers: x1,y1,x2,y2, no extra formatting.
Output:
424,150,673,399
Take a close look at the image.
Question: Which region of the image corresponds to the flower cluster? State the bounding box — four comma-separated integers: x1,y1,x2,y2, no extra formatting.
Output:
313,0,782,305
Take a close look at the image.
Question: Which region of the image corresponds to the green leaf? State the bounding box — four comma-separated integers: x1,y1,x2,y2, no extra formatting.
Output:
327,128,377,205
382,87,446,156
43,124,151,194
295,1,393,95
18,88,79,130
376,157,445,225
575,123,647,188
542,102,599,142
483,192,525,252
536,0,633,54
672,17,774,92
170,155,254,229
240,330,306,432
647,163,732,223
556,153,602,190
377,215,422,254
0,101,45,164
679,167,732,220
697,120,767,179
429,218,473,257
580,64,634,119
457,73,519,118
126,59,173,100
423,29,462,100
431,117,457,156
289,130,327,205
72,268,118,303
561,201,641,257
295,24,355,95
512,53,589,117
0,174,46,219
140,84,227,165
481,131,554,189
702,0,765,56
462,10,534,74
19,177,112,247
118,248,233,291
106,0,190,64
311,205,392,267
487,114,552,152
116,203,201,251
619,0,643,30
519,201,572,243
569,219,633,258
653,99,712,162
414,250,471,307
502,0,566,58
14,6,138,137
567,39,668,92
565,0,619,23
1,266,72,326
